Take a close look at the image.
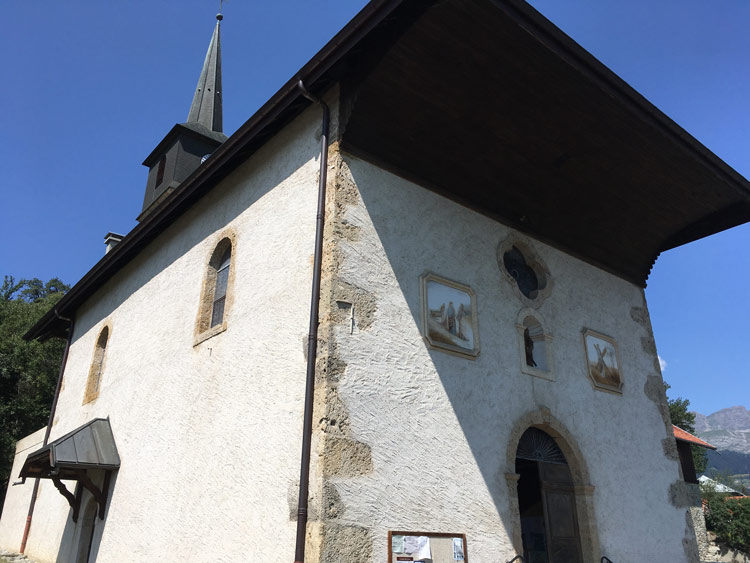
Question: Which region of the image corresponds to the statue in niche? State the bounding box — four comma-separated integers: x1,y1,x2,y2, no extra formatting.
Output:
524,327,537,367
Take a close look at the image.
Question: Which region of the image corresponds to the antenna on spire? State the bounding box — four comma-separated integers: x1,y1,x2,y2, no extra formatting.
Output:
217,0,225,20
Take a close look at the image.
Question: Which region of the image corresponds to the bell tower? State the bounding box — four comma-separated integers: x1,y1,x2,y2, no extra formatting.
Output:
139,13,228,221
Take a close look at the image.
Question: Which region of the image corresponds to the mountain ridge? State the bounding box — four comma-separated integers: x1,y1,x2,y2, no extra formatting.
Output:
693,405,750,455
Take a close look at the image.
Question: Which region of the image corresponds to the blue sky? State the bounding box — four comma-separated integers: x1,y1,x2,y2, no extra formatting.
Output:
1,1,748,415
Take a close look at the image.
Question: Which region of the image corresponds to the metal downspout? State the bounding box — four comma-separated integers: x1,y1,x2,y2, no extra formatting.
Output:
293,80,330,563
20,312,74,553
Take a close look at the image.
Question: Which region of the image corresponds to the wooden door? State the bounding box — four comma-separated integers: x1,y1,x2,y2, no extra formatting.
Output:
539,463,582,563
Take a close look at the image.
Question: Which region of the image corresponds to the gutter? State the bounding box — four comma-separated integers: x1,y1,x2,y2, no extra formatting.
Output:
292,81,330,563
20,313,74,553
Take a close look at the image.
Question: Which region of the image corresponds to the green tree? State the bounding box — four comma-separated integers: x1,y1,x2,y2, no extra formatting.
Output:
0,276,69,515
702,479,750,552
664,382,708,475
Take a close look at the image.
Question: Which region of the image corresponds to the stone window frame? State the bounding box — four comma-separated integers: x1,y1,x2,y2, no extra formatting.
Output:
83,322,111,405
516,308,554,381
194,231,237,346
497,236,553,307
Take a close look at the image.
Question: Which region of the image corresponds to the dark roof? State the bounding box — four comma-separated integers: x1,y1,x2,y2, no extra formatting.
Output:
673,425,717,450
187,17,224,134
142,122,228,167
25,0,750,341
20,418,120,480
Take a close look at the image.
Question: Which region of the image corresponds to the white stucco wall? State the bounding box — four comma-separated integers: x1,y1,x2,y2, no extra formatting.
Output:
0,426,46,551
322,155,689,562
11,96,337,563
2,87,692,562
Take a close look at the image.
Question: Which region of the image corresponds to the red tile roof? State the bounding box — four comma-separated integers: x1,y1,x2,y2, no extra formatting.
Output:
673,425,717,450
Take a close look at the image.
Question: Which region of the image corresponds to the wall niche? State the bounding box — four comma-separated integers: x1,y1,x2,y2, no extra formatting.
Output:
516,309,554,381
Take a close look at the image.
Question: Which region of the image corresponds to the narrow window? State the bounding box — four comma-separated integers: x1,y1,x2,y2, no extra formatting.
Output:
195,237,234,342
84,326,109,404
211,246,231,328
155,155,166,187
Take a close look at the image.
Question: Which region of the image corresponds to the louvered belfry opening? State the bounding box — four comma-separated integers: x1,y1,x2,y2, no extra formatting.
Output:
515,428,583,563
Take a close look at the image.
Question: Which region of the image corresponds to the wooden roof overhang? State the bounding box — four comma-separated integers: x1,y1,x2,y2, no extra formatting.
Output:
338,0,750,286
26,0,750,340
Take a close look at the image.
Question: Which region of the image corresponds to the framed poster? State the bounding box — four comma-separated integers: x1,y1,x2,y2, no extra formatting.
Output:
420,273,479,359
389,531,468,563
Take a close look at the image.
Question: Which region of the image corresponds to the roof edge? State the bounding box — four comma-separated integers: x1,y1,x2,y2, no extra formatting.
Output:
24,0,409,342
492,0,750,200
25,0,750,339
673,424,717,450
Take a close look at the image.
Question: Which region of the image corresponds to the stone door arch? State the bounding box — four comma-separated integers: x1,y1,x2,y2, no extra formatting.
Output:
504,408,600,562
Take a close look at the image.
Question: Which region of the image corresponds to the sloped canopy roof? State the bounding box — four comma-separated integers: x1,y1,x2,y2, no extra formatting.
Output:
20,418,120,480
25,0,750,340
673,425,716,450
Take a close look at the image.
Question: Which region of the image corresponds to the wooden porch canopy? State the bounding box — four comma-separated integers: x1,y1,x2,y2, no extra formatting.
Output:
20,418,120,521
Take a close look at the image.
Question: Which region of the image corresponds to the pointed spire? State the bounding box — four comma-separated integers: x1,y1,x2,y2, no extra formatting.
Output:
187,14,223,133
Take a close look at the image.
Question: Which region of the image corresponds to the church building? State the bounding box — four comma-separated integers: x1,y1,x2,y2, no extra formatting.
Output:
2,1,750,562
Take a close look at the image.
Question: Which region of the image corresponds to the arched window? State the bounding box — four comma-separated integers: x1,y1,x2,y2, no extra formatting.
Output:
195,237,234,343
211,245,231,328
83,326,109,404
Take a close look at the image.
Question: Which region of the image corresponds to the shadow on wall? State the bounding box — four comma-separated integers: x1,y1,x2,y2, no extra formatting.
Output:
55,471,117,563
349,159,599,558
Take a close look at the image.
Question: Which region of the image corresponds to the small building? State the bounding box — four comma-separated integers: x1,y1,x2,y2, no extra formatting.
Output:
674,425,717,485
2,1,750,562
698,476,744,497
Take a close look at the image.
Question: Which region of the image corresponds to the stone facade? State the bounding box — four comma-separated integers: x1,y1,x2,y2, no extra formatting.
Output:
298,142,698,562
1,85,703,562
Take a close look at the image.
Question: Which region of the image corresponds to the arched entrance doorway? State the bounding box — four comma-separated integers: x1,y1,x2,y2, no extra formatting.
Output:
515,427,583,563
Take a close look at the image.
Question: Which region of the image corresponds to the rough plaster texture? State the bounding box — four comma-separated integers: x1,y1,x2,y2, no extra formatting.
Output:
0,83,701,562
313,152,697,562
1,94,339,563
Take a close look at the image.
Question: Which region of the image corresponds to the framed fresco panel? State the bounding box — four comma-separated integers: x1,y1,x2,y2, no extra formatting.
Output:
420,273,479,359
582,329,623,394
